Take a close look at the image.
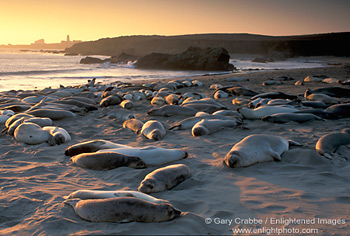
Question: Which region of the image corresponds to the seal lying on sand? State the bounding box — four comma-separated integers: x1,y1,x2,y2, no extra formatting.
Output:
64,197,181,222
64,190,169,204
123,119,144,133
64,139,130,156
238,106,298,119
316,128,350,159
42,126,71,144
97,146,188,166
169,115,240,131
70,152,147,170
138,164,191,193
26,109,76,120
141,120,166,141
224,134,296,168
14,122,69,145
147,105,197,117
192,119,238,136
262,113,324,123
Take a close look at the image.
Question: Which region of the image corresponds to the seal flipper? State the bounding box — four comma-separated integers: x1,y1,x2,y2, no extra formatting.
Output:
270,151,282,162
288,140,302,147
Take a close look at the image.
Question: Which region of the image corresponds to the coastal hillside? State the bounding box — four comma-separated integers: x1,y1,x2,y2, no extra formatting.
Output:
64,32,350,57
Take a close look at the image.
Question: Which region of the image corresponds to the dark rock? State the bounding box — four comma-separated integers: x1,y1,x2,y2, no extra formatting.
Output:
80,56,108,64
135,46,235,71
110,52,139,64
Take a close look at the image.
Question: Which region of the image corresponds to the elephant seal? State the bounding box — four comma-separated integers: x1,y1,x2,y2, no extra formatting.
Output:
24,117,53,127
217,86,258,96
250,92,297,100
192,119,238,136
64,197,181,222
169,114,239,131
238,106,298,119
138,164,190,193
141,120,166,141
8,117,53,135
262,113,324,123
181,102,226,113
123,119,144,134
305,93,339,105
315,128,350,159
324,103,350,119
147,105,197,117
213,90,229,99
64,190,169,204
107,110,135,121
42,126,71,144
100,95,122,107
14,122,55,145
71,152,146,170
308,87,350,98
26,109,77,120
120,100,133,109
64,140,130,156
97,146,188,166
165,94,179,105
4,113,34,129
224,134,291,168
151,96,166,106
301,101,328,109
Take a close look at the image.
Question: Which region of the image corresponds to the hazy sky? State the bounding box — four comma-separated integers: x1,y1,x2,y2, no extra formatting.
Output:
1,0,349,44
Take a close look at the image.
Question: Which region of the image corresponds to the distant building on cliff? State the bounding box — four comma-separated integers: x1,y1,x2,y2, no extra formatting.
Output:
33,39,45,45
0,35,82,50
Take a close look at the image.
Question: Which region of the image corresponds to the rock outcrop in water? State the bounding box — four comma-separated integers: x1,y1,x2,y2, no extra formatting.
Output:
80,56,108,64
135,46,235,71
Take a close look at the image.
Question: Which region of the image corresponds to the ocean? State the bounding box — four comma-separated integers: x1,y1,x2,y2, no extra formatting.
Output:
0,50,326,92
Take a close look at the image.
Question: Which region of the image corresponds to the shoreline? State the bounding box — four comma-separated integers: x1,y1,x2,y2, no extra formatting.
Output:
0,63,350,235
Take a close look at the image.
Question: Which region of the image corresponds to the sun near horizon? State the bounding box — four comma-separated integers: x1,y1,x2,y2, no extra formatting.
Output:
1,0,349,45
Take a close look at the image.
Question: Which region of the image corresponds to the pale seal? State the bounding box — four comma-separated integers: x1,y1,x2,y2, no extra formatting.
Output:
138,164,190,193
70,152,146,170
97,146,188,166
192,119,238,136
262,113,324,123
123,119,144,134
315,128,350,159
42,126,71,144
14,122,55,145
141,120,166,141
165,94,179,105
224,134,292,168
64,139,130,156
151,96,166,106
238,106,298,119
64,197,181,222
120,99,133,109
64,190,169,204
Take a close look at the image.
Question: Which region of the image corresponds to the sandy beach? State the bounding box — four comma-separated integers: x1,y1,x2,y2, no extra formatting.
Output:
1,63,350,235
